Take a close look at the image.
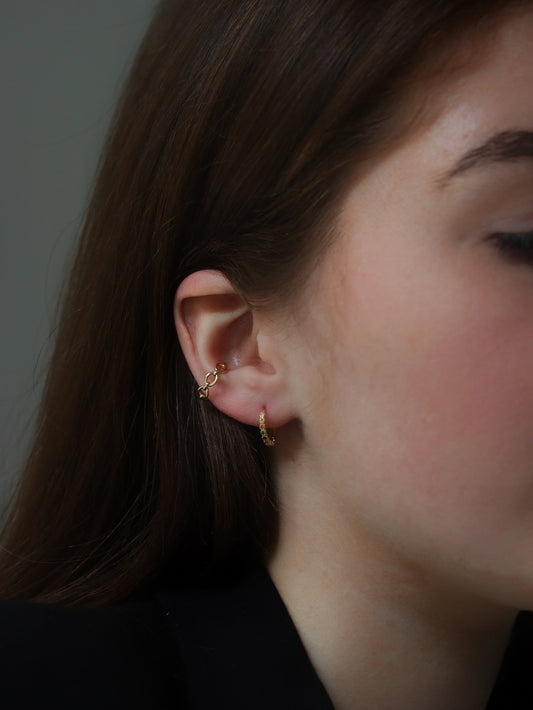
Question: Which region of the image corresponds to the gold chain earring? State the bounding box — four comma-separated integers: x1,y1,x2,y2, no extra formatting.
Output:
198,363,227,400
259,409,277,446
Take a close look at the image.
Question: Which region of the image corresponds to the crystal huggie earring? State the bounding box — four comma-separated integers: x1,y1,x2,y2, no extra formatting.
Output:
259,409,277,446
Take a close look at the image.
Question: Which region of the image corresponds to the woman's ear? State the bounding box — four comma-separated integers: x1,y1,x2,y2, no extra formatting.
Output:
174,270,294,427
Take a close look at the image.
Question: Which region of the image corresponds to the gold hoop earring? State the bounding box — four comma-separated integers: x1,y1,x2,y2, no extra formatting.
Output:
259,409,277,446
198,363,227,400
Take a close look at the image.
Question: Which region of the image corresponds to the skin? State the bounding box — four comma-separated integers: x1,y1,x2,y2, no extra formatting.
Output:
267,8,533,710
177,7,533,709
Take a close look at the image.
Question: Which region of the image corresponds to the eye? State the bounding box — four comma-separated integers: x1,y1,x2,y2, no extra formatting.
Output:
489,231,533,265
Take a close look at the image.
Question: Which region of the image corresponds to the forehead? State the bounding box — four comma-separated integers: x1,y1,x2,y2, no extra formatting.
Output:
348,6,533,204
424,8,533,166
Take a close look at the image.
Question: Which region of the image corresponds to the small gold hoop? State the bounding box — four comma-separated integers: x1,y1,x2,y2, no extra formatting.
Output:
198,363,227,400
259,409,277,447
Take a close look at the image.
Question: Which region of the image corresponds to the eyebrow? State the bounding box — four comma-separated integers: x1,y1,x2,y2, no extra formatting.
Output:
437,130,533,187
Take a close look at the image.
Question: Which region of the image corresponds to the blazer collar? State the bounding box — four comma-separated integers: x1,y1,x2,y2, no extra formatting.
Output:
156,565,533,709
156,565,334,709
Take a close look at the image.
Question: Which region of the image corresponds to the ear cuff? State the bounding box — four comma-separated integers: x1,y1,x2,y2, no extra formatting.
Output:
197,363,227,399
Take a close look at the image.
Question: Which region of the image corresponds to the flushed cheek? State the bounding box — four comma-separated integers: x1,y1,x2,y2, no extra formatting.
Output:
395,330,533,567
405,318,533,503
390,325,533,603
327,260,533,562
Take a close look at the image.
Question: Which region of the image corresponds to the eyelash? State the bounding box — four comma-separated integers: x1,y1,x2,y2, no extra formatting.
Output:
490,231,533,264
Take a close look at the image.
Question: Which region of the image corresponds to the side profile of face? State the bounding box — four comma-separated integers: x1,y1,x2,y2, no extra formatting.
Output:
282,6,533,612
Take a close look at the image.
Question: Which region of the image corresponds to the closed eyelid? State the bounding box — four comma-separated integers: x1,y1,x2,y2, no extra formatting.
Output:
488,230,533,264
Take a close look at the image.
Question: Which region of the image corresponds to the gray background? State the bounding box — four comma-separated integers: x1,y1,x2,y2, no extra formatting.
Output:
1,1,159,504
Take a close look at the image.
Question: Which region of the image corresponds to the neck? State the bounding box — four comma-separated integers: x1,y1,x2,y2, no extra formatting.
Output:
268,469,516,710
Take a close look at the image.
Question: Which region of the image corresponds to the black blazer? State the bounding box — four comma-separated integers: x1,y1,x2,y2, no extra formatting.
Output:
0,566,531,708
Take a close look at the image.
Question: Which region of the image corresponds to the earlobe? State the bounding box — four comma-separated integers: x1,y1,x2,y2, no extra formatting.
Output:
174,270,294,427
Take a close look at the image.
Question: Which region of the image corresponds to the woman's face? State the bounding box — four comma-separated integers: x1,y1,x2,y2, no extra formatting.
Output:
287,7,533,610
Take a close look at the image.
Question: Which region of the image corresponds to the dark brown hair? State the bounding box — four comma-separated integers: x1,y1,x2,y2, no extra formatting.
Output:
0,0,529,606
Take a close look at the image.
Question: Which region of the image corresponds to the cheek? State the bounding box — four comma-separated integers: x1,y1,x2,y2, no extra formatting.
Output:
401,316,533,505
321,246,533,554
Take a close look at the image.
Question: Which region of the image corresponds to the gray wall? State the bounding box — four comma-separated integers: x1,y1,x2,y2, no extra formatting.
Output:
1,1,159,503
